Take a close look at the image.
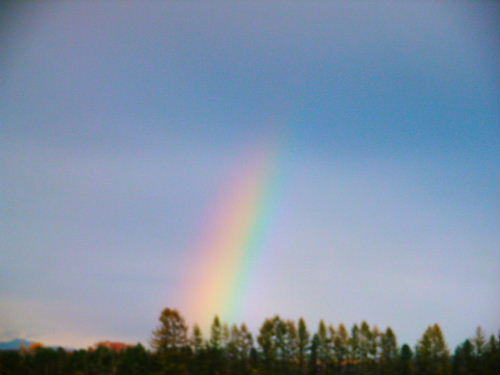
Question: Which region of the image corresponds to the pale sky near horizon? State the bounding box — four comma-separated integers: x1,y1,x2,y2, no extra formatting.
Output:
1,1,498,349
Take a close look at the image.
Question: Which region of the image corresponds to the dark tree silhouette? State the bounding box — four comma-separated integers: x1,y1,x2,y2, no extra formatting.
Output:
0,307,497,375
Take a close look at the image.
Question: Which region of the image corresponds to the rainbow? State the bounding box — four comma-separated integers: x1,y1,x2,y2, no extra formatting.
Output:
184,137,284,328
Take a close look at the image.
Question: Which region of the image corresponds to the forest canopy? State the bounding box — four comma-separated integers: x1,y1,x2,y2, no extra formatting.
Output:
0,307,498,375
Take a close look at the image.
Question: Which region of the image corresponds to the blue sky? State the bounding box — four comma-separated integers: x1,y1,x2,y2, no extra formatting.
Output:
1,1,498,348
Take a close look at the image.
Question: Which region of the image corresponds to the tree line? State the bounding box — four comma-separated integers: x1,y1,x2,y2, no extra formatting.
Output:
0,307,498,374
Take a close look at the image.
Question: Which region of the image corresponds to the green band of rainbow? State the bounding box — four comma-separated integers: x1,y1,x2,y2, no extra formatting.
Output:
184,137,285,328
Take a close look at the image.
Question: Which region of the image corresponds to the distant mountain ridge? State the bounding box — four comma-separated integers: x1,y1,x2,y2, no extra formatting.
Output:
0,338,35,350
0,338,78,351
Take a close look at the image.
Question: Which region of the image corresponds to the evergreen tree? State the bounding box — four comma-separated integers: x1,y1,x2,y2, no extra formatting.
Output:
317,320,331,372
472,326,486,358
484,333,500,374
327,325,337,371
258,317,278,374
380,327,398,373
151,308,189,352
210,316,223,350
284,320,299,373
191,324,204,353
249,346,260,374
370,325,381,362
150,307,189,374
275,317,290,373
238,323,254,374
472,326,487,373
240,323,254,356
399,344,413,375
333,323,349,372
415,324,451,375
358,321,376,372
358,321,372,362
222,323,231,348
297,317,310,373
453,339,473,375
257,315,298,374
221,322,231,372
208,316,225,374
189,324,206,374
350,323,361,366
309,334,320,375
226,324,241,374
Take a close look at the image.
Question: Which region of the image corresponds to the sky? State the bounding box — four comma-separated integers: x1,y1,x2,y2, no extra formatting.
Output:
0,1,498,349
